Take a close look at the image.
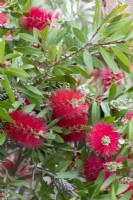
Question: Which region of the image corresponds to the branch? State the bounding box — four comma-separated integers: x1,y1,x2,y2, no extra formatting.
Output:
33,40,126,84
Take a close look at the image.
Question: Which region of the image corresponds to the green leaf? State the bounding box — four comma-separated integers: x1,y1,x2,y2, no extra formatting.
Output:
2,73,15,103
54,29,66,45
112,47,130,69
55,171,79,179
128,117,133,141
56,161,71,173
55,135,64,143
48,45,57,61
119,191,132,200
100,174,116,190
73,27,86,43
4,53,20,60
111,184,117,200
22,104,35,113
33,28,41,39
101,102,111,117
9,191,25,200
0,132,6,145
83,50,93,70
9,180,27,187
48,118,60,128
92,56,103,68
20,64,35,70
69,66,90,78
99,47,118,72
42,26,49,40
25,86,42,96
109,83,117,101
19,33,39,43
2,67,29,78
116,184,129,195
15,47,42,56
91,102,100,124
0,36,5,62
51,126,62,133
48,75,76,84
0,101,14,109
0,107,13,122
93,0,101,26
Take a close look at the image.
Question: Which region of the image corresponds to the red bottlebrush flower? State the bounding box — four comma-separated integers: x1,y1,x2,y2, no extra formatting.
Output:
84,156,104,181
62,129,85,142
21,7,60,32
50,89,88,128
5,110,48,148
101,68,123,91
87,122,120,157
50,89,88,142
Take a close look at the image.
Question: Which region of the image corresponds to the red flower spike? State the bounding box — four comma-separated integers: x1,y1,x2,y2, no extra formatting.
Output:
5,110,48,148
87,122,120,157
62,129,85,142
50,89,88,128
101,68,123,91
84,156,104,181
50,89,89,142
21,7,60,32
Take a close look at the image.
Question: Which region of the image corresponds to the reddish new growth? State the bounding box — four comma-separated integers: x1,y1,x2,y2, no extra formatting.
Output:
101,68,123,91
5,110,48,148
87,122,120,157
50,89,89,142
21,7,60,32
84,156,104,181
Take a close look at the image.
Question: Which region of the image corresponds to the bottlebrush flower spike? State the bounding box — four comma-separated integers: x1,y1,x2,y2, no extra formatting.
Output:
84,156,104,181
50,89,88,128
5,110,48,148
50,89,89,142
62,129,85,142
87,122,120,157
101,68,123,91
21,7,60,32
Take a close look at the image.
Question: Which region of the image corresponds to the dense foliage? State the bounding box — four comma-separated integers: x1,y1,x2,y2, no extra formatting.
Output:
0,0,133,199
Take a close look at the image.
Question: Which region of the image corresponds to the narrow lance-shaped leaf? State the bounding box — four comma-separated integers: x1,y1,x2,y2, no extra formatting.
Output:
128,117,133,141
0,36,5,63
109,83,117,102
93,0,101,27
83,49,93,71
19,33,39,43
73,27,86,43
112,47,130,70
91,102,100,124
0,107,13,123
99,47,118,72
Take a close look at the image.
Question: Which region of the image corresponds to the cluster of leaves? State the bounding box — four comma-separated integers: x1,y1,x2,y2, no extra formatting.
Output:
0,0,133,199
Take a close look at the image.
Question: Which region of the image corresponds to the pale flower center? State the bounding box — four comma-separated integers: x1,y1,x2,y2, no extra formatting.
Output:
101,136,111,146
